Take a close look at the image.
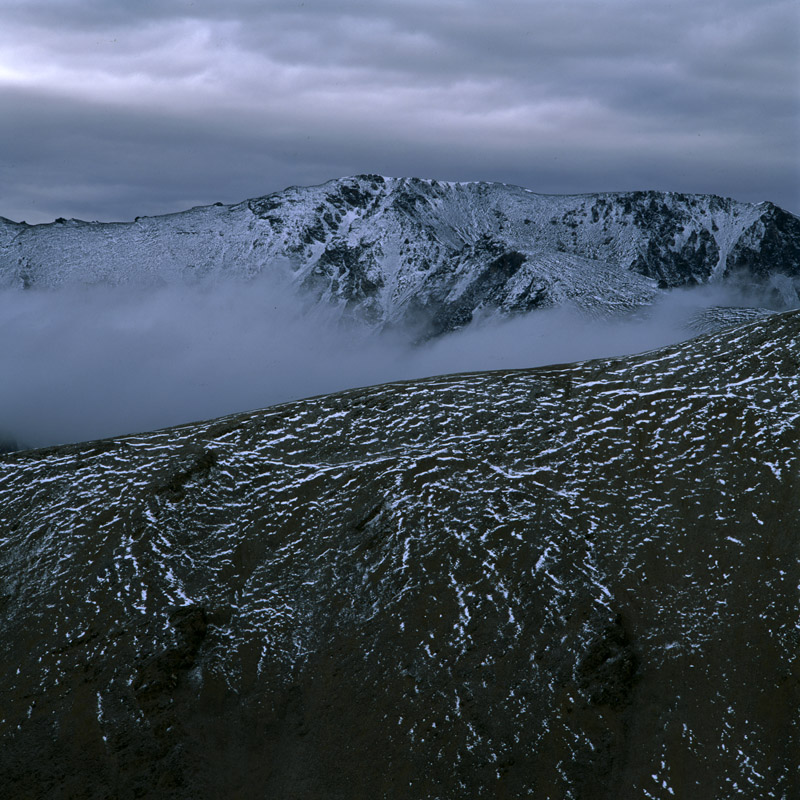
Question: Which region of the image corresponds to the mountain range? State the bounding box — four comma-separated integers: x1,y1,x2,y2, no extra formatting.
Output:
2,176,799,338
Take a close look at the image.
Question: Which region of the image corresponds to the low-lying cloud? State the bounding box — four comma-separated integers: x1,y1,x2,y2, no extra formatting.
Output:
0,273,785,451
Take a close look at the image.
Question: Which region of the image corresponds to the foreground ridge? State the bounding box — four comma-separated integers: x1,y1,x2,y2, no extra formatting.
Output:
1,311,798,797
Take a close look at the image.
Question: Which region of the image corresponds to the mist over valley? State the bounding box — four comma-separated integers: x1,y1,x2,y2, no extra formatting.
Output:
2,176,797,450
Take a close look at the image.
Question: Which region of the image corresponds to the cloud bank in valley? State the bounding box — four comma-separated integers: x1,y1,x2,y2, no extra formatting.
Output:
0,272,778,451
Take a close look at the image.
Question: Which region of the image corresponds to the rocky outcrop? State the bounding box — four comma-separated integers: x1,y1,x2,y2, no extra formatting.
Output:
725,203,800,304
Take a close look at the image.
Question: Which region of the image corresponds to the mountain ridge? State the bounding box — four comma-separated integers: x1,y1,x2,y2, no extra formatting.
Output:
2,176,799,337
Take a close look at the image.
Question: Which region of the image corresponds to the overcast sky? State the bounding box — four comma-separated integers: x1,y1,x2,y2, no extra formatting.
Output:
1,0,798,224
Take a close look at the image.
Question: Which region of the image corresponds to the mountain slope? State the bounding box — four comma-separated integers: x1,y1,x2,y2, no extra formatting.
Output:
1,310,798,798
2,176,799,336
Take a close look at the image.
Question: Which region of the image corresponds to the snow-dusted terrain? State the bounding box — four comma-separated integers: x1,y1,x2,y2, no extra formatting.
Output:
2,176,799,337
1,310,797,798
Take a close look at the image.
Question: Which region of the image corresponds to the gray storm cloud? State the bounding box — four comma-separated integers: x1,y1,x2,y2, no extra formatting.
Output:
0,0,797,223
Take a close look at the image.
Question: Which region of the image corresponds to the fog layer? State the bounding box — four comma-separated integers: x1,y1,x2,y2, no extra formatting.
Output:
0,274,778,450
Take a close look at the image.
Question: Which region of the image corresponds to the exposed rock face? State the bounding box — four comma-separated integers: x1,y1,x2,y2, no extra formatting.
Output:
725,203,800,304
1,310,798,798
1,177,798,336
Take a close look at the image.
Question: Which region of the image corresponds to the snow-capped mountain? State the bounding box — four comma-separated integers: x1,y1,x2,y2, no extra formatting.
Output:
1,310,797,798
2,176,798,337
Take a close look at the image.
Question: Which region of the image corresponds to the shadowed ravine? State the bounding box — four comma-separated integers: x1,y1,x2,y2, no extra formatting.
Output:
1,311,798,798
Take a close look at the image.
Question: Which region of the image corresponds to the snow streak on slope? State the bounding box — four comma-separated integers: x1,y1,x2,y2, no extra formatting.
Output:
0,311,798,798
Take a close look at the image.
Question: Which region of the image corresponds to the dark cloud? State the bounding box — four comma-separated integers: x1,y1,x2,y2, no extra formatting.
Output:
0,0,797,222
